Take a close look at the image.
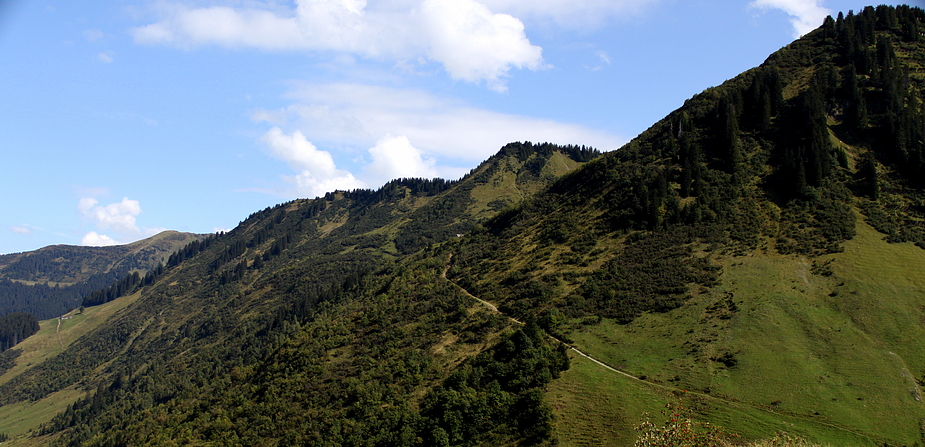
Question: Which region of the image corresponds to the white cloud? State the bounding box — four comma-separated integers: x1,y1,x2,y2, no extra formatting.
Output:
76,197,165,245
79,197,142,235
750,0,831,37
420,0,542,91
81,231,118,247
254,82,624,163
9,226,31,235
250,83,623,197
365,134,439,185
130,0,544,89
97,52,114,63
132,5,307,50
261,126,364,198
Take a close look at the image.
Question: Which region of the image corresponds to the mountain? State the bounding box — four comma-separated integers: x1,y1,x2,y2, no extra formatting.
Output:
0,5,923,446
0,231,205,320
0,143,596,445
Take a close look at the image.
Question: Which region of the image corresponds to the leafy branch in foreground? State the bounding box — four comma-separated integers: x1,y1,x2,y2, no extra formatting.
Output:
634,398,826,447
634,398,736,447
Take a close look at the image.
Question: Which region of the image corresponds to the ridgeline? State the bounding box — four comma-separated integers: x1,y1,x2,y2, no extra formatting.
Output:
0,5,924,446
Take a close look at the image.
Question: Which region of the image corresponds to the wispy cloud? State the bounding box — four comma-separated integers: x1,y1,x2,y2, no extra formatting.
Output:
482,0,658,28
83,29,104,42
250,82,623,198
254,82,624,162
9,226,32,236
101,111,157,126
750,0,832,37
97,52,114,63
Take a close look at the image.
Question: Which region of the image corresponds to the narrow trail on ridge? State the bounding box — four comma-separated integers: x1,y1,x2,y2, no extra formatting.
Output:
440,254,880,443
56,317,64,349
442,255,642,383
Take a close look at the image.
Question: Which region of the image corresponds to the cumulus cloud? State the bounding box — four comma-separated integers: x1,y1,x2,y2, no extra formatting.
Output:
365,134,439,185
253,82,624,163
81,231,118,247
76,197,166,246
130,0,544,89
751,0,832,37
261,126,363,198
251,83,623,197
420,0,543,90
79,197,142,235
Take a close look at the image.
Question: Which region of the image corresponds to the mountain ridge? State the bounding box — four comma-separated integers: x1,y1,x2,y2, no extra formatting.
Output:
0,231,204,320
0,5,923,446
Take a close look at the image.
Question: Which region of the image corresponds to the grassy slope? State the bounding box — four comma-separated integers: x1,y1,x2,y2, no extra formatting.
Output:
468,150,583,220
551,218,925,445
0,291,144,440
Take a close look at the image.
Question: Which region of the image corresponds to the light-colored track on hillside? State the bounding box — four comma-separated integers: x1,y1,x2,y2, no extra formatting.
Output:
56,317,64,349
441,254,881,443
442,255,649,382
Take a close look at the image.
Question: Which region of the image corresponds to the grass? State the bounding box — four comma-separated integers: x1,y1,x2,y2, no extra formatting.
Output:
468,151,584,220
553,218,925,445
548,354,667,446
0,386,84,443
0,290,143,387
468,162,527,218
0,291,145,442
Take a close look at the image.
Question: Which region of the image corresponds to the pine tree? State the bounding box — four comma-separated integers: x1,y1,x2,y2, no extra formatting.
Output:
860,151,880,200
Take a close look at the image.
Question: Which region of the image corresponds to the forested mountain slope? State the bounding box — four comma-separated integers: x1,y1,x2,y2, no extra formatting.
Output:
0,5,923,447
0,231,203,320
448,5,925,445
0,144,595,445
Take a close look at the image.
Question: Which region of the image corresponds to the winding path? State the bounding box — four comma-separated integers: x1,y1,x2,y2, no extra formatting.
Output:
56,317,64,349
441,254,881,443
442,255,638,381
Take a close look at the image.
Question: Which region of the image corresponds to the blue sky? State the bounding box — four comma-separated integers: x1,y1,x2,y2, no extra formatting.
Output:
0,0,906,254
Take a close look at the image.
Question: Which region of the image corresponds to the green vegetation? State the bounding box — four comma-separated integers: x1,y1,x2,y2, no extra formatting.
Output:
0,231,202,319
0,313,40,352
0,5,923,446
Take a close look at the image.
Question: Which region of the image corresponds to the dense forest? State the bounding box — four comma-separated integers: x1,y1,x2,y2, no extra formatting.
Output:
0,273,129,320
0,312,39,352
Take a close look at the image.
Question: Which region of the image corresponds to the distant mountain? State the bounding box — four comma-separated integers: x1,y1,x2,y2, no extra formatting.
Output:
0,231,204,319
0,5,922,447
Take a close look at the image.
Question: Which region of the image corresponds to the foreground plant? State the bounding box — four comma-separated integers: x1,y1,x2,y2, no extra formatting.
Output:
635,398,736,447
634,398,825,447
